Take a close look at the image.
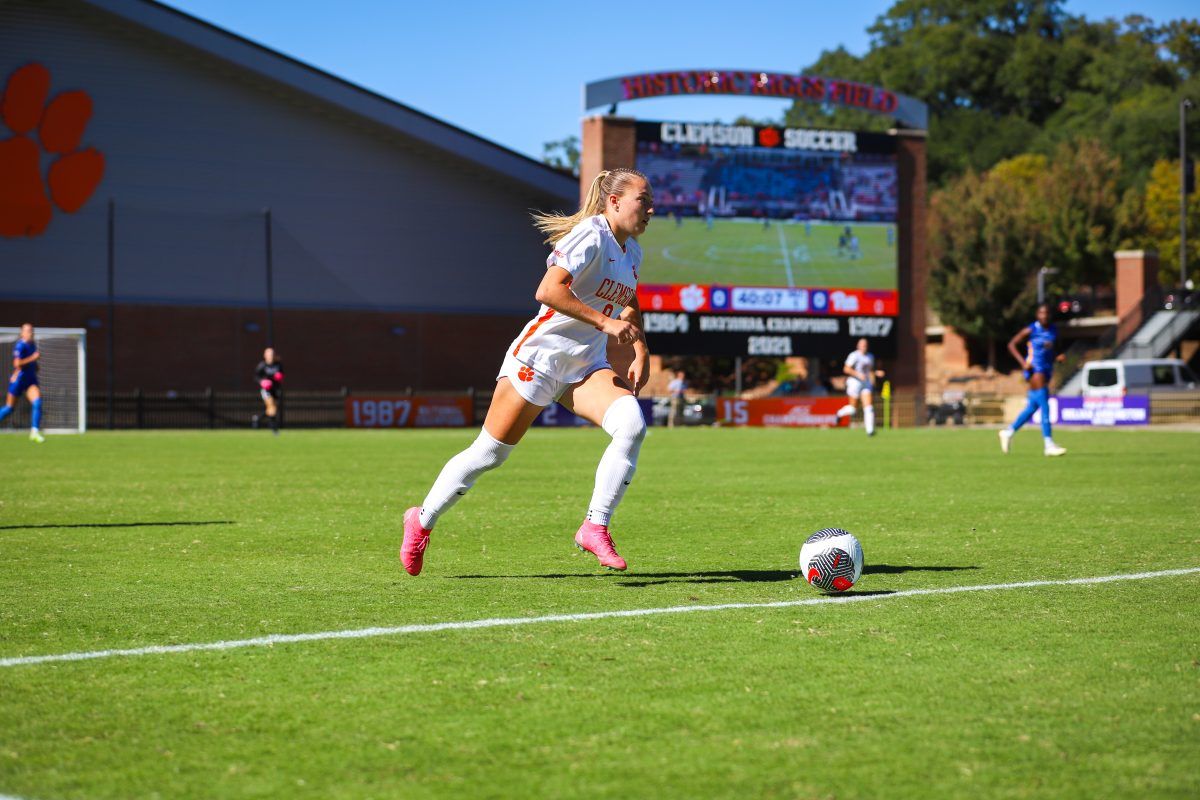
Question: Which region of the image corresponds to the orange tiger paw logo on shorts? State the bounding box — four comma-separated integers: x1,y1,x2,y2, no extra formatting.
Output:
0,63,105,238
517,366,535,382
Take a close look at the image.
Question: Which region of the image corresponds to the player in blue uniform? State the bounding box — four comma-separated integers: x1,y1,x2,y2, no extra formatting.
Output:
0,323,45,442
999,304,1066,456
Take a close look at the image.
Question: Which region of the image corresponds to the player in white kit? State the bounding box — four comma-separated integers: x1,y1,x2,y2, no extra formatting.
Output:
836,338,885,436
400,168,654,574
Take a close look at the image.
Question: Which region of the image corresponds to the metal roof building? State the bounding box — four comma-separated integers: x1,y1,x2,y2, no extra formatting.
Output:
0,0,577,391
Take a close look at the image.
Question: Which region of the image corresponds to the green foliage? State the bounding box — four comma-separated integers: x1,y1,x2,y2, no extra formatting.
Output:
541,134,580,175
928,168,1044,362
929,139,1128,347
789,2,1200,188
1142,158,1200,284
1038,139,1126,287
790,1,1200,338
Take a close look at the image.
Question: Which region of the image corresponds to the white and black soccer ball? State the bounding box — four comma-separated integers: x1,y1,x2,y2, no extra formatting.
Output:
799,528,864,592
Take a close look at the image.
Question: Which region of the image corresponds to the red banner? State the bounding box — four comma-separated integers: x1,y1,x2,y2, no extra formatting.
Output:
345,396,472,428
717,397,850,427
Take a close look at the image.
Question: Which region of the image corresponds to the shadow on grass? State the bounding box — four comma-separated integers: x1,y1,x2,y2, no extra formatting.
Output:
449,564,978,584
0,520,236,531
448,569,798,582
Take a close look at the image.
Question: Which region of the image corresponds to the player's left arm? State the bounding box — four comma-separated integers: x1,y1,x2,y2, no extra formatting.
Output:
614,296,650,395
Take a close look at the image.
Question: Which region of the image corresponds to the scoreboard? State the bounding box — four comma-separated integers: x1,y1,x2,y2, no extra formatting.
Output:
634,120,901,357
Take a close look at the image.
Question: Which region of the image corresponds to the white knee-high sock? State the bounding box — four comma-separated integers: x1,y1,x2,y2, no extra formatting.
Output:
586,395,646,526
864,405,875,434
836,403,855,419
419,428,513,530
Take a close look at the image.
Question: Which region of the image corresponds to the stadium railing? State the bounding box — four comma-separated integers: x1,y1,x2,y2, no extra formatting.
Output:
55,388,1200,430
1148,391,1200,423
86,389,349,429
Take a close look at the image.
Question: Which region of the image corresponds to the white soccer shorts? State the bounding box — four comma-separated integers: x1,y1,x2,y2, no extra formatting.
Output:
846,378,874,397
496,353,605,408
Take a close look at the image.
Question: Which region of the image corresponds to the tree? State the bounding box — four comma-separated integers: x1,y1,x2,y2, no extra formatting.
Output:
1037,139,1125,288
541,135,580,175
928,167,1048,367
1142,159,1200,285
788,2,1200,186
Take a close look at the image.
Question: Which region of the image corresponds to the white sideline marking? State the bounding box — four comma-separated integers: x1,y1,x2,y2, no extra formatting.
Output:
776,223,795,287
2,568,1197,669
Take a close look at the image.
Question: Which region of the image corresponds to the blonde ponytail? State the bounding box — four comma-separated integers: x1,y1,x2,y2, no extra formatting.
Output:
531,168,648,244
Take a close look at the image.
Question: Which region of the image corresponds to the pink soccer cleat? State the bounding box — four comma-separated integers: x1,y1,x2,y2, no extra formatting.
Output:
574,521,627,571
400,507,431,576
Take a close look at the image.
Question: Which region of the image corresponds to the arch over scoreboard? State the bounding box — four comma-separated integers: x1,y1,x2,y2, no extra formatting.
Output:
584,70,928,130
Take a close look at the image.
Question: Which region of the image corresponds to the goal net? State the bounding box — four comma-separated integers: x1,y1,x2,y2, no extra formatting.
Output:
0,327,86,434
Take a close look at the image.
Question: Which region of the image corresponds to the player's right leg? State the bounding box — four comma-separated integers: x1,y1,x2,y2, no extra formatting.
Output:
0,392,15,425
1002,380,1039,453
401,373,544,576
262,394,280,434
860,390,875,436
836,380,860,423
27,383,43,442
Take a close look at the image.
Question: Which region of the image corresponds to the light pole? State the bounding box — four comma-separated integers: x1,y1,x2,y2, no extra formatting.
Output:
1182,98,1193,289
1037,266,1058,305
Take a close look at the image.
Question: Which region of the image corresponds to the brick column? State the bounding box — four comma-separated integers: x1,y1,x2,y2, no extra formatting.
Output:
941,326,970,371
893,131,928,410
1114,250,1159,319
580,115,636,200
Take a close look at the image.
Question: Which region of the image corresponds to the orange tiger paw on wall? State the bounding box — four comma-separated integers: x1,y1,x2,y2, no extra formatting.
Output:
0,63,105,238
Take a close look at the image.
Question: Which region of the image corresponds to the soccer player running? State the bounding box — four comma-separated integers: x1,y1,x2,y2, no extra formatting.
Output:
1000,303,1066,456
0,323,44,442
401,168,653,574
666,369,687,428
836,338,884,436
254,347,284,435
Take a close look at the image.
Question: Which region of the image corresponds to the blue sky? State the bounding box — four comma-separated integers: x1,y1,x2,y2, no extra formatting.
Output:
160,0,1197,163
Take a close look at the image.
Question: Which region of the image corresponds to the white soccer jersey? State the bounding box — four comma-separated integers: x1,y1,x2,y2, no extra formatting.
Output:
845,350,875,392
508,215,641,383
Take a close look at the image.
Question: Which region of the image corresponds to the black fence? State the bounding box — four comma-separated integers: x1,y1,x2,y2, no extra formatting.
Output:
85,390,347,429
7,388,1190,430
82,389,500,430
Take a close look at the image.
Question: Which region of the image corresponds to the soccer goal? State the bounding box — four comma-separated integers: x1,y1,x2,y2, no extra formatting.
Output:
0,327,87,434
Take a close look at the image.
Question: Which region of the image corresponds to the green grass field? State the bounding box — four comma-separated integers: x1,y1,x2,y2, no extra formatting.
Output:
638,218,897,290
2,427,1198,799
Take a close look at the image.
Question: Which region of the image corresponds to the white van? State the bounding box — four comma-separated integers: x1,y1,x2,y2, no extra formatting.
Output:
1081,358,1199,398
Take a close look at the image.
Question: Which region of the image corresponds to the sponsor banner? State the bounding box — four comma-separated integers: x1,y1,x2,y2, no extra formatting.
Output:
718,397,851,427
638,284,898,317
1037,396,1150,426
346,396,473,428
533,398,654,427
642,311,896,357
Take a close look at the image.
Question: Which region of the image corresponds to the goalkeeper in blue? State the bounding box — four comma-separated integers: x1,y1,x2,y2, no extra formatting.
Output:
999,304,1066,457
0,323,45,443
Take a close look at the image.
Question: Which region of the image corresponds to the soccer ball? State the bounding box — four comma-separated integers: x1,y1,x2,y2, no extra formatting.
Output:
799,528,864,592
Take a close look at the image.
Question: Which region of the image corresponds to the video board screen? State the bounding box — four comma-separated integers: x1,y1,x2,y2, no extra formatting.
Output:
634,121,899,356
